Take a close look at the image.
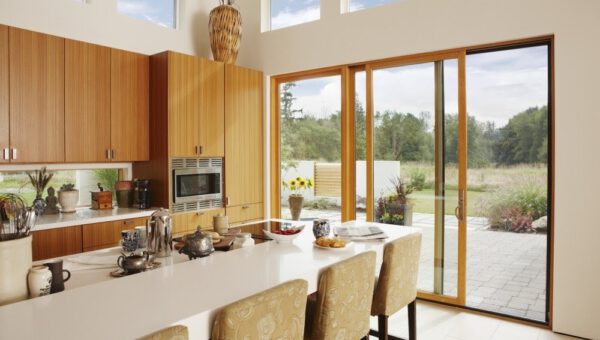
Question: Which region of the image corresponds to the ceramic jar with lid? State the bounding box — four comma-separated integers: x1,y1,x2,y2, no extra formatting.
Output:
232,233,254,249
28,265,52,298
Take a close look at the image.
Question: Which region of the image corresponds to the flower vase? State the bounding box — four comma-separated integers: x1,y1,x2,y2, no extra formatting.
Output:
288,195,304,221
32,197,46,216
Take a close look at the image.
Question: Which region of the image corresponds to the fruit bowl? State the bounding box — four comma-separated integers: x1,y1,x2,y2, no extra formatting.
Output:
263,225,304,243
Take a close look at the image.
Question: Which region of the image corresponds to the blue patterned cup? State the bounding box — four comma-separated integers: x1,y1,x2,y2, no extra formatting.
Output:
312,219,331,239
121,229,139,252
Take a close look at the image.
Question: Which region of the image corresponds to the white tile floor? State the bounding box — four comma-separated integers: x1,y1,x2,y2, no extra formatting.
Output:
369,301,578,340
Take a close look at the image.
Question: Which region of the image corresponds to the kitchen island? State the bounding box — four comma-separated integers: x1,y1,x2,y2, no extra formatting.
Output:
0,220,420,340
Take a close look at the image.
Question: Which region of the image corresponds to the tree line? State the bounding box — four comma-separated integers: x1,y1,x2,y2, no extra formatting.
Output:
281,82,548,167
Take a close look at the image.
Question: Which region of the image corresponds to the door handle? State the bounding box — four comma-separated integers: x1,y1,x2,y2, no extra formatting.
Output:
11,148,17,160
198,145,203,155
106,149,111,160
455,188,466,221
3,148,8,160
111,149,115,160
195,145,199,155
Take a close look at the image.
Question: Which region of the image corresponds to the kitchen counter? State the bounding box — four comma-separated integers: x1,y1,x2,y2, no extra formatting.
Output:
33,207,157,231
0,220,421,340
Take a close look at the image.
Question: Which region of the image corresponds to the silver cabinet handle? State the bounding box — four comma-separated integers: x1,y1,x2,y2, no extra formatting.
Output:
3,148,8,160
11,148,17,160
106,149,111,160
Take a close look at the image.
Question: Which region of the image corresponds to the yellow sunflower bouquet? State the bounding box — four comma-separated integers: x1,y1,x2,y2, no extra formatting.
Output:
282,176,314,196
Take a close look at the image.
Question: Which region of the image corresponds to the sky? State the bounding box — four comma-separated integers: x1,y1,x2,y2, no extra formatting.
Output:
286,46,548,128
271,0,401,29
117,0,175,28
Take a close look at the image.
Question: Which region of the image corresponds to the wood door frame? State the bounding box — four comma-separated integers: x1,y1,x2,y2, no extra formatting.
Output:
268,35,554,326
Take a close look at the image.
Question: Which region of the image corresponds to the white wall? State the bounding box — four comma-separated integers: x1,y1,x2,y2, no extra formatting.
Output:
254,0,600,338
0,0,261,68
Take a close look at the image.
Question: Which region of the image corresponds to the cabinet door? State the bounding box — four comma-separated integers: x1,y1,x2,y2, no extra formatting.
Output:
9,27,65,163
169,53,224,158
225,65,264,207
111,49,149,161
226,203,264,225
32,226,83,261
198,59,224,157
0,25,8,163
82,217,147,251
65,40,111,162
172,208,225,235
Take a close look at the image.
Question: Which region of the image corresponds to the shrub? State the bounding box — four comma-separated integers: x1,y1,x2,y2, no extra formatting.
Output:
408,168,427,191
476,176,547,233
375,177,412,225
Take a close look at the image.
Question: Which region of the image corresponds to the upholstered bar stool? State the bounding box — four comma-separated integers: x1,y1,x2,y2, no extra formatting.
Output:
307,251,377,340
140,325,189,340
212,279,308,340
371,233,422,340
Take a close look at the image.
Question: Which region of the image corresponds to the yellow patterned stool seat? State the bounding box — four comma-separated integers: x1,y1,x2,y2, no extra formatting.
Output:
212,279,308,340
371,232,422,340
308,251,377,340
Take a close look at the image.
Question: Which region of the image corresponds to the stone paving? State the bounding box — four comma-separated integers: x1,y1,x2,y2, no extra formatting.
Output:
287,208,548,322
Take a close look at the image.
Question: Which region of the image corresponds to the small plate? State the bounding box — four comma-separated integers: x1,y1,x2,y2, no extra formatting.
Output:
313,240,353,251
109,262,161,277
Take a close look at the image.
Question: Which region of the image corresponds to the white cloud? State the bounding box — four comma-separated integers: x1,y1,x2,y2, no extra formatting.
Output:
271,6,320,30
289,52,547,128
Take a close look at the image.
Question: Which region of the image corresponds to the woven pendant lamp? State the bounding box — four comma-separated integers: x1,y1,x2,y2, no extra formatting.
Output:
209,0,242,64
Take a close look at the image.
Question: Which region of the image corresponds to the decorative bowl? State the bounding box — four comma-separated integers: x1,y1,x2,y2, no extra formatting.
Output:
263,226,304,244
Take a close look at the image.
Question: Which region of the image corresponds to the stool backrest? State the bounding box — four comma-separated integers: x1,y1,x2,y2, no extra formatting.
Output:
312,251,377,340
212,279,308,340
372,232,422,316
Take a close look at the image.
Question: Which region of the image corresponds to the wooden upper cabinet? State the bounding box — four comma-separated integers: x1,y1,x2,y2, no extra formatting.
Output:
0,25,8,164
111,49,149,162
65,40,111,162
168,52,224,158
9,27,65,163
225,64,264,207
168,52,201,157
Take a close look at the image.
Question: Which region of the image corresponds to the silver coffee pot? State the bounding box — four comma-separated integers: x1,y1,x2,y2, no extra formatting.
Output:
147,208,172,257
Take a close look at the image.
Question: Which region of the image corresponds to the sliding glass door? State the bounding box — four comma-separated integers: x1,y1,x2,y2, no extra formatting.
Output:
363,53,467,303
272,39,552,323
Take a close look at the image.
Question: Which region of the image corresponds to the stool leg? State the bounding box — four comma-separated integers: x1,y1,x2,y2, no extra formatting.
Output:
378,315,388,340
408,300,416,340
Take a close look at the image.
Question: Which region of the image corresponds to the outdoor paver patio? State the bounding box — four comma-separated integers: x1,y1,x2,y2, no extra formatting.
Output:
287,209,547,322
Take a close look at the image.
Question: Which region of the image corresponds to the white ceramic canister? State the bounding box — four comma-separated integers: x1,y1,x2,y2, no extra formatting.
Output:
213,214,229,235
0,235,33,306
28,265,52,298
232,233,254,250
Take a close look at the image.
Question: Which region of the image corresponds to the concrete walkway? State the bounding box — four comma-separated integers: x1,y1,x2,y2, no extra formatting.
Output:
287,208,548,322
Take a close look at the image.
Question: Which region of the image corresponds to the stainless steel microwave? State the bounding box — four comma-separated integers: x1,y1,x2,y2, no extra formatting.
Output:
172,167,222,204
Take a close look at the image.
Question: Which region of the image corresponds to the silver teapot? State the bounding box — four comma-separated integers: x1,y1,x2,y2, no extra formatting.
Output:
147,208,172,257
117,252,152,273
179,227,214,260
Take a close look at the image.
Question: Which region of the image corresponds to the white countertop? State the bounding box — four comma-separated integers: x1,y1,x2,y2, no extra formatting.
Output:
0,220,421,340
32,207,157,231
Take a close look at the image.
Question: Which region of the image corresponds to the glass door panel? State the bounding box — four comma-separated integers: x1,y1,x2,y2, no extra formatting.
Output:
279,76,343,223
370,58,462,298
465,45,549,322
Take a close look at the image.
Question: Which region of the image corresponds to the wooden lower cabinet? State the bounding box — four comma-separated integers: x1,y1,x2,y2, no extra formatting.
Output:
226,203,264,225
32,226,83,261
171,208,225,235
82,217,148,252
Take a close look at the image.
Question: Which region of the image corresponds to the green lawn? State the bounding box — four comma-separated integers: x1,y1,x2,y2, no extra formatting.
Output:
407,188,488,216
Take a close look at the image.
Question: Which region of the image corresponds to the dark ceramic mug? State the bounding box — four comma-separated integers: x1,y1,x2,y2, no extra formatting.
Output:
44,260,71,293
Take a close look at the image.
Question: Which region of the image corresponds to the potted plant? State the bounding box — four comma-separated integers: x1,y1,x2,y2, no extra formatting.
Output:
58,183,79,213
26,167,53,216
0,194,35,305
283,176,314,220
375,177,414,226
